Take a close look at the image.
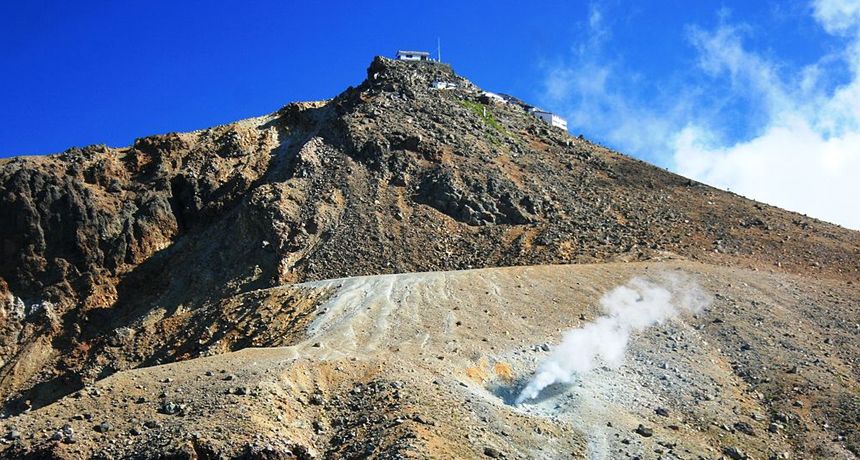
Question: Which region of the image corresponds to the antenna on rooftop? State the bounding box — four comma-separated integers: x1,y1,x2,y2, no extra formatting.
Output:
437,37,442,62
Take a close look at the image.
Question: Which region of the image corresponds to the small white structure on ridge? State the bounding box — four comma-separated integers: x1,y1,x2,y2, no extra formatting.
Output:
529,108,568,131
432,79,457,89
396,50,431,61
481,91,506,104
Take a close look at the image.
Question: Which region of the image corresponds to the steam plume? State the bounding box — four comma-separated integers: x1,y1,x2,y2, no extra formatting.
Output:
515,276,708,405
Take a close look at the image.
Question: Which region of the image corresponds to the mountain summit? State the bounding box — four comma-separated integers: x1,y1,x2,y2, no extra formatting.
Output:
1,57,858,459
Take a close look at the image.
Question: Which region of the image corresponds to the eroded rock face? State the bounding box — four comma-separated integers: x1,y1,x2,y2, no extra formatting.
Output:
416,165,541,226
0,56,858,422
0,124,283,411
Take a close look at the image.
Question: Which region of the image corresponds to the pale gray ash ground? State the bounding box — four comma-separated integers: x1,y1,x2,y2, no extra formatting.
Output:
0,57,858,459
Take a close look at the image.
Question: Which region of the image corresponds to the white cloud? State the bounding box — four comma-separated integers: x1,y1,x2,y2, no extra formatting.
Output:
685,22,793,116
542,0,860,229
812,0,860,35
672,0,860,229
539,2,691,163
674,120,860,228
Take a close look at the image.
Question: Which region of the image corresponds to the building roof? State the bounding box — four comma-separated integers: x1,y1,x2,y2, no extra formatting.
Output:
497,93,529,107
397,50,430,56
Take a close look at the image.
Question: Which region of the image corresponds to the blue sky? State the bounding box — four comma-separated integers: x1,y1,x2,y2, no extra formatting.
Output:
1,1,858,228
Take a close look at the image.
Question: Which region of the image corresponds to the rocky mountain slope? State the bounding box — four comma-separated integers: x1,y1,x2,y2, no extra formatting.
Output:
0,57,858,459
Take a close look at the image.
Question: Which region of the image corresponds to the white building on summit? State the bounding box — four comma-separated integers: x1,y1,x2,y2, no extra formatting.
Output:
395,48,568,131
396,50,431,61
529,108,568,131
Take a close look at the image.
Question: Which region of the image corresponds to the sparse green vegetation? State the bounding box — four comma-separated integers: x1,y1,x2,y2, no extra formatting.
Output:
457,99,507,135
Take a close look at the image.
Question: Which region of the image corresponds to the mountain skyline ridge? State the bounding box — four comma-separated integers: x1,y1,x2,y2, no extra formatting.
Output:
3,1,858,229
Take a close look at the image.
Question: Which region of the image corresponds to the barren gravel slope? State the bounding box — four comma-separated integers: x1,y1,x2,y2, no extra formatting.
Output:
3,261,857,459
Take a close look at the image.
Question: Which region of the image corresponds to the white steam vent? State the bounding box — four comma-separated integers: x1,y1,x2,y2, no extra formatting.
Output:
515,275,710,405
